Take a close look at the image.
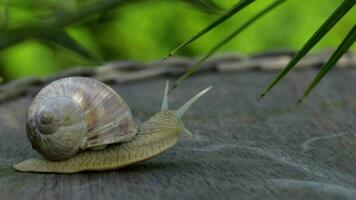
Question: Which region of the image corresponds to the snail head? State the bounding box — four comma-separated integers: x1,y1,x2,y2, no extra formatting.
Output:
160,81,212,135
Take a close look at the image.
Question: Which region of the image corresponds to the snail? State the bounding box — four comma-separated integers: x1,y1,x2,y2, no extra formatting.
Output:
13,77,211,173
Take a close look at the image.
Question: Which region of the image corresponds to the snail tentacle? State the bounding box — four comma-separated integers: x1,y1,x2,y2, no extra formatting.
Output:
174,86,212,119
161,81,170,111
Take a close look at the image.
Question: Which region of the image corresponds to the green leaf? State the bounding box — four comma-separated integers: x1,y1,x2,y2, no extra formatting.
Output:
298,25,356,102
163,0,255,60
260,0,356,98
39,30,98,61
173,0,287,89
180,0,224,14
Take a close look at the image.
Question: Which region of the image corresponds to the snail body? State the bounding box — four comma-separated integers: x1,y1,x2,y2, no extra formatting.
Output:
13,77,211,173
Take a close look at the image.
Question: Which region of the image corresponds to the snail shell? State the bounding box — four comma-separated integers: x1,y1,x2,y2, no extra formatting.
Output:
26,77,138,160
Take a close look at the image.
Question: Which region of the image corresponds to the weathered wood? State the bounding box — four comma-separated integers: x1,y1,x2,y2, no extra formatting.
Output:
1,65,356,199
1,51,356,103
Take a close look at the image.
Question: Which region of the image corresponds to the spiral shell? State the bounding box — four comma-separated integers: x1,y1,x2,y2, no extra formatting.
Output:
26,77,138,160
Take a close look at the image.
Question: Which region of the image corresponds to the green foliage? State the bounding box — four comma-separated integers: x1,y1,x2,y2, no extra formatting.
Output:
173,0,286,89
261,0,355,98
167,0,355,98
0,0,129,60
299,25,356,102
40,30,99,61
180,0,224,14
0,0,354,91
0,0,224,80
163,0,255,60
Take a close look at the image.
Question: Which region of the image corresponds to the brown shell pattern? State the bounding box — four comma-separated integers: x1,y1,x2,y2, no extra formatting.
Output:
30,77,138,150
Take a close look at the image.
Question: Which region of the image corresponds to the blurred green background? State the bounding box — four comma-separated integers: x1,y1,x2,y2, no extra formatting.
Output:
0,0,355,81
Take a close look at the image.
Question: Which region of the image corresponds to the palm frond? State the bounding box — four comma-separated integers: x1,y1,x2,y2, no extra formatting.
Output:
173,0,287,89
260,0,356,98
298,25,356,102
163,0,255,60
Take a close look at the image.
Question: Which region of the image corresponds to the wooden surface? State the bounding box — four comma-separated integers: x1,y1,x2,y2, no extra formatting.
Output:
1,64,356,199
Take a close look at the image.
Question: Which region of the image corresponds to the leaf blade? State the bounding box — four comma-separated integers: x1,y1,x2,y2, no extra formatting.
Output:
299,25,356,102
260,0,356,98
173,0,287,89
39,30,98,61
163,0,255,60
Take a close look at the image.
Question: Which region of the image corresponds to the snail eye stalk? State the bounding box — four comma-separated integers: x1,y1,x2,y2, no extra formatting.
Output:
174,86,212,119
161,81,170,111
